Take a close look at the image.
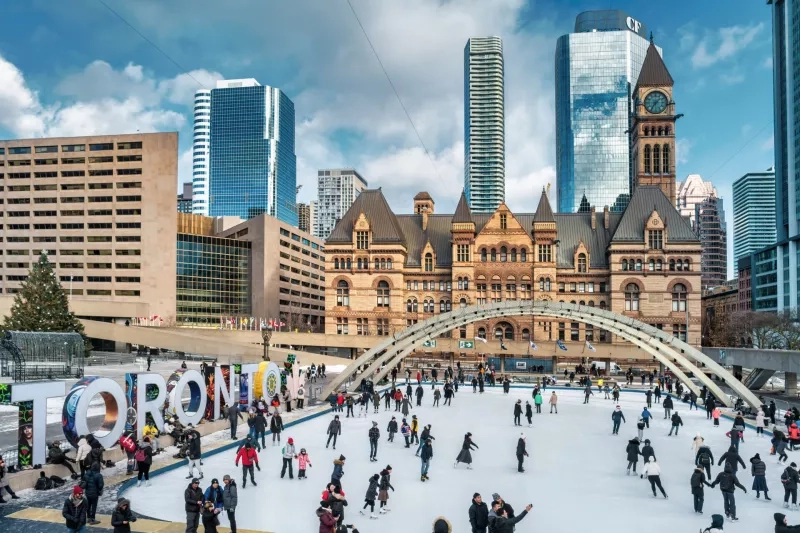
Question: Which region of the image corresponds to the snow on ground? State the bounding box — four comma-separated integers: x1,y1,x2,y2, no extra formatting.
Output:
123,386,786,533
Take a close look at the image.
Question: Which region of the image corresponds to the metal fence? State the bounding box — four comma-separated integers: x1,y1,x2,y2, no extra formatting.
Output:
0,331,85,382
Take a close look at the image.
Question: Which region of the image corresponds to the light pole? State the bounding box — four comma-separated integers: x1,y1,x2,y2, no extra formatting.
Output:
261,324,274,361
69,275,74,301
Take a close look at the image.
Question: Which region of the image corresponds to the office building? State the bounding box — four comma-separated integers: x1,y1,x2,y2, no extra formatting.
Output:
208,79,297,226
191,89,211,215
298,202,311,233
732,169,776,265
314,169,367,240
695,195,728,290
464,36,505,213
555,10,653,213
676,174,716,228
177,182,193,213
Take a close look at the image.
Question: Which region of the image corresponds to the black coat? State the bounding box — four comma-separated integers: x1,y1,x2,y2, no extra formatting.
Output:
493,509,528,533
270,415,283,432
696,446,714,466
525,404,532,417
387,420,398,433
421,443,434,461
516,438,527,456
626,440,641,462
711,466,746,493
513,404,522,416
327,419,341,435
187,434,201,460
83,468,104,499
110,503,137,533
671,413,683,426
641,444,655,462
62,496,88,529
663,397,674,409
185,483,204,512
691,470,711,491
784,466,800,490
469,500,489,531
254,413,267,433
719,447,746,471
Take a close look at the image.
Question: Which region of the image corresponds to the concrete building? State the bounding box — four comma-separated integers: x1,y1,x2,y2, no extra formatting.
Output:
313,169,367,240
732,169,776,265
737,256,752,311
0,132,178,324
464,36,505,213
297,202,311,233
676,174,716,228
701,279,738,346
695,195,728,290
555,10,652,213
177,182,193,213
191,89,211,215
208,79,297,226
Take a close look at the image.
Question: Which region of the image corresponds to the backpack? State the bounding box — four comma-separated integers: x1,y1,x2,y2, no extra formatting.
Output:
134,448,145,462
699,451,711,465
782,469,790,484
34,476,53,490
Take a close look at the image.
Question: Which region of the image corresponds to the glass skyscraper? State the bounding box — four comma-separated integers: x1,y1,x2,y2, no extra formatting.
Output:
732,169,776,265
191,89,210,215
555,10,653,213
208,79,297,225
464,36,505,213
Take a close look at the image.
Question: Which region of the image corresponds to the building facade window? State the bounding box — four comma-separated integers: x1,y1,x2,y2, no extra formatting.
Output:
457,244,470,262
376,280,390,307
336,317,348,334
520,248,527,262
407,298,418,312
500,246,507,262
336,280,350,306
577,253,587,273
662,144,670,173
481,248,487,262
538,244,552,263
424,253,433,272
653,145,661,173
644,145,651,173
499,213,507,229
377,318,389,336
356,231,368,249
624,283,639,311
673,323,687,342
672,283,687,312
648,229,663,250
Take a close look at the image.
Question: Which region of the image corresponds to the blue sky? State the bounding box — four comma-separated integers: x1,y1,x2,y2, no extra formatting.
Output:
0,1,774,277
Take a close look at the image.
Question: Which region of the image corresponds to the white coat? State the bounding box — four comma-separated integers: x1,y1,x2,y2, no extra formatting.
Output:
643,458,661,477
691,434,704,454
75,438,92,464
756,411,766,428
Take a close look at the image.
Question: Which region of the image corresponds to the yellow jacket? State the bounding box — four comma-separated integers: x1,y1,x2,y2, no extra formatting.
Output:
411,419,419,432
143,424,159,438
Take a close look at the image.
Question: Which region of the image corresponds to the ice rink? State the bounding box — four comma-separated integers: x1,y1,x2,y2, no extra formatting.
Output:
125,385,788,532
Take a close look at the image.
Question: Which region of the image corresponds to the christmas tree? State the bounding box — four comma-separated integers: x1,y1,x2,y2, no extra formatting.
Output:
3,253,85,335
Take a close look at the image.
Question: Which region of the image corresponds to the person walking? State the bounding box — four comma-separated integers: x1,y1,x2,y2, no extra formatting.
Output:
331,455,346,489
642,457,668,498
221,475,237,533
410,415,420,445
626,437,642,475
234,441,259,488
368,421,380,462
326,415,342,450
185,429,203,480
641,407,652,429
663,395,674,419
750,453,771,501
110,497,137,533
534,391,543,414
513,400,522,426
783,462,800,510
710,464,747,522
455,433,478,469
696,444,715,480
387,417,398,443
549,391,558,414
135,437,153,487
611,406,626,435
420,438,433,481
378,466,394,513
469,493,489,533
270,411,284,445
525,402,533,427
280,437,297,479
83,462,104,525
516,434,529,473
433,388,441,407
360,473,380,519
62,485,88,533
719,446,746,475
416,424,434,456
227,404,243,440
691,466,712,514
669,411,684,436
184,478,204,533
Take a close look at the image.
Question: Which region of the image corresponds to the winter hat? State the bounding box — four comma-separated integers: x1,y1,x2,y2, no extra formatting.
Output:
334,415,339,419
192,478,200,484
520,433,526,440
339,454,346,461
300,448,306,453
372,421,378,426
492,492,501,501
792,462,798,468
72,485,84,496
211,478,219,485
223,475,231,481
648,456,655,463
776,513,787,525
754,453,761,460
432,516,452,533
615,405,620,409
644,439,651,444
385,465,392,471
288,438,294,444
320,500,331,509
412,414,417,418
710,514,724,528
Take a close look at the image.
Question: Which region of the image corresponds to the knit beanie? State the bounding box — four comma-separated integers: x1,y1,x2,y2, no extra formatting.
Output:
72,485,83,496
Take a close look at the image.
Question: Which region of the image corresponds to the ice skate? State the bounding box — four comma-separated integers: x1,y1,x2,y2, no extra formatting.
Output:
146,480,151,487
785,502,791,509
370,513,378,519
794,504,799,511
729,517,739,522
186,474,194,479
467,465,473,470
380,508,387,514
360,510,366,515
137,480,142,487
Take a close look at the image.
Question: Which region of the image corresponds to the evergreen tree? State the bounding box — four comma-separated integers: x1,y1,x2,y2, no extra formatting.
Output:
3,253,85,335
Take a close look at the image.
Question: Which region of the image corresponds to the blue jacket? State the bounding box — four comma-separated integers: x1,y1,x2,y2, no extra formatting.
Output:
611,410,626,423
641,409,652,420
83,467,104,499
204,485,224,510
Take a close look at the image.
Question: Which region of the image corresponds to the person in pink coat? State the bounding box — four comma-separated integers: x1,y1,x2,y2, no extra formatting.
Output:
298,448,312,480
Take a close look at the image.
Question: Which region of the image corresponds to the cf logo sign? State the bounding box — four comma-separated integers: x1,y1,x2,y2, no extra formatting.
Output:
626,16,641,34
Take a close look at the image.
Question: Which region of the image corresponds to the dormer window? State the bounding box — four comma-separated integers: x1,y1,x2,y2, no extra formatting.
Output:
356,231,369,249
648,229,663,250
577,253,587,273
500,214,507,229
424,253,433,272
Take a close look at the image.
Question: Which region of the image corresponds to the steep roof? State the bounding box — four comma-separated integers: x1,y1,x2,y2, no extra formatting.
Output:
578,193,591,213
611,186,697,243
452,192,472,224
533,189,555,223
636,41,674,88
413,191,433,201
326,189,406,245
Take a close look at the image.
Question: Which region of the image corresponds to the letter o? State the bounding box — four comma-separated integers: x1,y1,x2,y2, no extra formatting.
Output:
173,370,207,426
64,376,127,449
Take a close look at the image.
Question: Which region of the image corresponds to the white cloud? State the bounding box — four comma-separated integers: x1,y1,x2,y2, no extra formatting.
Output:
720,72,745,85
761,134,774,152
691,23,764,69
0,54,49,138
764,56,773,69
676,138,692,165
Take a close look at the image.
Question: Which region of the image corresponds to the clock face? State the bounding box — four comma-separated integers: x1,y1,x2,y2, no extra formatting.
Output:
644,91,668,114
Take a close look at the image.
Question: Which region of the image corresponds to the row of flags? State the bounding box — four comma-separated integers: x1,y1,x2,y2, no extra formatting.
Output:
473,336,596,353
132,315,162,326
219,317,286,330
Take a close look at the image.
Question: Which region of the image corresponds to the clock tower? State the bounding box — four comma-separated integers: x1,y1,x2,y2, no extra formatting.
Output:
631,36,678,205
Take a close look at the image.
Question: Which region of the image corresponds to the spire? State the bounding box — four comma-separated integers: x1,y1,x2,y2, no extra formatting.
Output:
649,31,653,44
453,191,472,224
635,42,674,89
534,188,555,223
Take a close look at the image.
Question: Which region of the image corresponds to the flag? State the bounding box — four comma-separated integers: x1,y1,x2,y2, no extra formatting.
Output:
585,340,596,352
556,339,568,351
278,321,286,328
474,336,487,344
530,341,538,351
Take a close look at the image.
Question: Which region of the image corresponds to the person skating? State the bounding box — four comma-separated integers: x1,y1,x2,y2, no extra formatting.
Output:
513,400,522,426
710,463,747,521
777,432,790,464
516,434,529,473
503,377,510,394
669,411,684,436
317,500,337,533
394,389,403,411
783,462,800,510
401,395,413,417
410,415,420,445
641,407,652,428
331,455,346,489
626,437,642,475
327,415,342,450
696,444,715,479
387,417,398,442
372,391,380,414
296,448,311,480
756,408,767,437
641,456,668,498
368,422,380,462
202,500,221,533
416,424,434,456
691,433,705,455
234,441,259,488
406,383,413,398
328,485,348,526
727,429,745,453
583,385,593,404
281,437,297,479
775,512,800,532
455,432,478,469
184,478,204,533
691,466,713,514
472,377,478,393
416,385,424,407
400,419,412,448
603,383,611,399
637,418,646,441
444,382,454,406
612,406,626,435
360,473,380,519
612,385,620,403
702,514,724,533
204,478,224,513
185,429,203,480
493,503,532,533
750,453,771,501
383,389,391,411
663,394,674,419
469,493,489,533
345,395,354,418
83,461,104,525
377,466,394,513
641,439,655,464
433,388,441,407
62,485,88,533
719,445,746,474
253,410,267,448
525,402,533,427
221,475,237,533
654,385,662,403
645,388,653,408
533,391,543,414
549,391,558,414
227,404,243,440
712,407,721,426
420,438,434,481
111,497,137,533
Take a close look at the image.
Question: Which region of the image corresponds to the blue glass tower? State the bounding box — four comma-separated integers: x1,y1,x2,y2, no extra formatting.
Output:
555,10,653,213
209,79,297,225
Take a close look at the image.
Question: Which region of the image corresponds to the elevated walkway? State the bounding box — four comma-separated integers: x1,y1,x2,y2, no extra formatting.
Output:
743,368,776,390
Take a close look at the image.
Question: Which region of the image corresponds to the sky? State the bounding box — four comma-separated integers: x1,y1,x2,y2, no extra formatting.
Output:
0,0,774,278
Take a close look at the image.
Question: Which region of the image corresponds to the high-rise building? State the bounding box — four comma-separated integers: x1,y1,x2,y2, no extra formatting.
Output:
298,202,311,233
207,79,297,226
677,174,717,228
177,182,193,213
313,169,367,240
191,89,210,215
555,10,653,213
732,169,776,265
464,36,505,213
695,195,728,290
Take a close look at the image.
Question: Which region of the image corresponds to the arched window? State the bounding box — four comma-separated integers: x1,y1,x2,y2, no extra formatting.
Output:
665,126,671,135
599,301,607,310
424,253,433,272
658,127,663,136
494,321,514,340
539,277,545,291
579,300,585,306
522,328,530,340
346,258,351,269
635,259,642,271
672,283,687,312
387,258,392,270
481,248,487,262
500,246,507,262
649,258,655,271
662,144,670,173
653,145,661,173
520,248,527,262
336,280,350,306
375,258,380,270
644,145,651,173
459,298,467,308
334,258,339,269
377,280,390,307
457,277,463,290
624,283,640,311
357,258,363,269
440,300,446,312
644,127,649,136
622,259,628,271
676,259,683,272
407,298,418,313
445,300,451,312
656,259,663,271
463,278,469,290
669,259,675,271
588,300,595,307
577,253,587,273
545,278,551,291
477,327,486,339
423,299,429,313
511,248,517,262
684,259,691,271
490,248,496,262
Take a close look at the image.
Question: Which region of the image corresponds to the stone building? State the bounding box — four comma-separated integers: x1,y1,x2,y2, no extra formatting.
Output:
323,186,701,355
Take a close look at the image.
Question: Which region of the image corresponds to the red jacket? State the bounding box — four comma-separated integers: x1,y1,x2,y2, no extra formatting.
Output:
235,446,259,466
336,394,345,406
790,425,800,440
318,510,336,533
394,390,403,401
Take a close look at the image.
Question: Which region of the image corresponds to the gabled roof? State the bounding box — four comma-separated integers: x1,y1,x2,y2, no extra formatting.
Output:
414,191,433,201
636,41,674,89
611,186,697,243
453,192,472,224
578,193,591,213
326,189,406,245
533,189,555,223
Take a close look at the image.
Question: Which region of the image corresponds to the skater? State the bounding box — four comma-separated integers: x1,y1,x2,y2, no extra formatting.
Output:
642,457,668,498
756,408,767,436
420,439,433,481
712,407,721,426
234,441,259,488
361,474,379,519
400,419,411,448
525,402,533,426
297,448,311,479
626,437,642,475
253,410,267,448
270,411,283,445
663,394,674,419
472,377,478,393
228,404,243,440
331,455,346,489
383,389,391,411
184,478,203,533
469,493,489,533
726,428,744,453
706,396,716,419
394,389,403,411
503,378,510,394
641,439,655,464
534,391,543,413
637,418,646,441
690,390,698,410
326,415,341,450
777,432,790,464
416,385,423,406
603,383,611,399
369,422,380,462
783,462,800,510
669,411,683,436
203,478,224,512
411,415,420,445
401,395,413,417
280,437,296,479
516,434,529,473
185,429,203,481
702,514,724,533
387,417,398,442
791,424,800,451
372,391,380,414
691,466,712,513
513,400,522,426
750,453,770,501
346,395,354,418
611,406,626,435
696,444,715,480
433,388,441,407
583,385,593,404
416,424,434,456
654,385,661,403
455,433,478,469
710,463,746,521
645,388,653,408
719,445,746,474
691,433,705,455
377,466,394,513
612,385,620,403
549,391,558,414
641,407,652,428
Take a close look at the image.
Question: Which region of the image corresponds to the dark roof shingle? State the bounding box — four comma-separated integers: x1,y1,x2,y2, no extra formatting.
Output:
453,192,472,223
611,186,697,243
533,189,555,223
636,42,674,88
326,189,406,245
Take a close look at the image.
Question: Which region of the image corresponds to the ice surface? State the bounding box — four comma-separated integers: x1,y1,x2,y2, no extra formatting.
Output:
123,386,789,532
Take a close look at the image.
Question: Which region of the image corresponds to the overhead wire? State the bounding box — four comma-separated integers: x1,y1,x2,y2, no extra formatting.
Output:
706,121,773,180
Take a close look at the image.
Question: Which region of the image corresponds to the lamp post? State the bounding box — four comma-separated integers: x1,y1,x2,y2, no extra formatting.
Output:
69,275,74,301
261,324,274,361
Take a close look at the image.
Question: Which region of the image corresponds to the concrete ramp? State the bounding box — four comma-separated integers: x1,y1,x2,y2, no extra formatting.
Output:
743,368,777,390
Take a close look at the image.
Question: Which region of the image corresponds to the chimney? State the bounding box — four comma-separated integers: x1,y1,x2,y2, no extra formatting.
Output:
603,206,610,230
422,207,429,231
590,206,596,230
